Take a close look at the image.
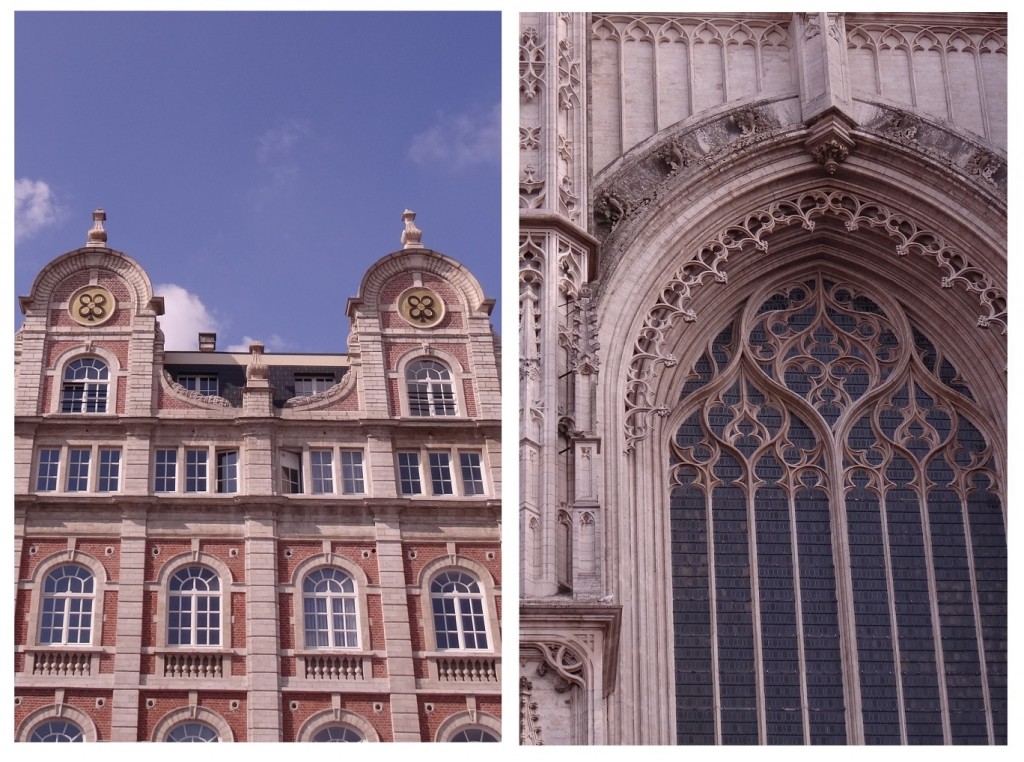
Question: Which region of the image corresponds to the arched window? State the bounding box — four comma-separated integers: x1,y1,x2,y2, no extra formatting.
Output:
60,358,109,413
311,725,363,742
167,566,221,646
669,275,1006,744
406,359,457,416
302,568,358,648
28,719,84,742
165,721,219,742
450,728,499,742
39,565,94,645
430,570,489,650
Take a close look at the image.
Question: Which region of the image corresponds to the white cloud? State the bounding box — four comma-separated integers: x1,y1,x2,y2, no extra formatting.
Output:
409,103,500,170
15,178,63,242
155,283,220,350
225,335,289,353
256,118,310,163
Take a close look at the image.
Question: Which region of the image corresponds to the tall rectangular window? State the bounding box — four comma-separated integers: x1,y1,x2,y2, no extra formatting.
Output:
36,448,60,492
185,449,208,492
398,452,422,495
216,450,238,493
155,449,177,492
428,452,454,495
66,448,91,492
340,451,365,494
459,452,486,495
310,450,334,494
97,448,121,492
281,450,302,494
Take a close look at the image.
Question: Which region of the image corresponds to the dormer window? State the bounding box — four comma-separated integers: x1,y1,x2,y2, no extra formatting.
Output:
294,376,335,396
177,374,219,396
60,358,109,413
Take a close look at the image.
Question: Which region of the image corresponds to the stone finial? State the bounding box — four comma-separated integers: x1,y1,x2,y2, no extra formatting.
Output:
86,209,108,247
401,209,423,249
246,341,268,381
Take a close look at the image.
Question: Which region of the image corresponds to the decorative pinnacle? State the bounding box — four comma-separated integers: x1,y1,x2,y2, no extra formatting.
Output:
401,209,423,249
86,209,108,247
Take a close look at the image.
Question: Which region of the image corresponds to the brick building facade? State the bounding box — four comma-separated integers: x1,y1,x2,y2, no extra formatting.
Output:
15,210,502,742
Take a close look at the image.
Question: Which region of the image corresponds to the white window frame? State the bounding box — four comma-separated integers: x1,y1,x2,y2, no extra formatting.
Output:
418,557,500,658
339,450,365,494
429,569,490,651
153,445,241,495
393,351,468,419
397,451,424,495
458,451,487,495
278,446,369,497
396,446,489,497
27,551,108,652
290,555,372,660
176,374,219,397
166,565,222,648
405,358,458,417
215,449,238,493
38,564,95,646
294,375,335,396
301,567,360,649
33,444,123,494
59,357,110,414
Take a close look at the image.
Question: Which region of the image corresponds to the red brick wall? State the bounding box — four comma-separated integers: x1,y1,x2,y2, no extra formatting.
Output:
138,691,247,742
281,693,392,742
13,689,114,741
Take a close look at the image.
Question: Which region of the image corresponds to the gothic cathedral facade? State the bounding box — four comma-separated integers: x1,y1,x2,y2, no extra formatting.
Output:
519,12,1006,745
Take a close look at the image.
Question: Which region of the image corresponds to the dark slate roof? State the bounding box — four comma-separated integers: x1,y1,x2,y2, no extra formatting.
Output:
165,364,349,408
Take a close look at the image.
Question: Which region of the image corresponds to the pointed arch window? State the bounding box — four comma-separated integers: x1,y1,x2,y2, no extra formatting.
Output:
669,275,1005,745
60,358,109,413
430,570,489,650
39,564,94,645
302,568,359,648
406,359,457,416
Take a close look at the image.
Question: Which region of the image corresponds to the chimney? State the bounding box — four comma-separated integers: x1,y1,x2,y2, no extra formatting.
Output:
198,332,216,352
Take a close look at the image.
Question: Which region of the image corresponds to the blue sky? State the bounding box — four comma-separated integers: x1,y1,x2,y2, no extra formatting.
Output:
14,10,501,352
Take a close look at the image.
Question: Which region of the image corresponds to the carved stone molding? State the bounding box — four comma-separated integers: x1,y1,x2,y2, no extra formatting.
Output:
520,27,545,101
283,368,358,409
623,188,1007,451
161,371,232,408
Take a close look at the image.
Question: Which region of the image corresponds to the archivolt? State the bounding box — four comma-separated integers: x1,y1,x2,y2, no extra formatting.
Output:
623,187,1006,451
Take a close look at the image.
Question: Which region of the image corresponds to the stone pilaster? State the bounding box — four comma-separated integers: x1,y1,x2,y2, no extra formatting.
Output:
109,507,148,741
245,511,282,741
374,511,419,740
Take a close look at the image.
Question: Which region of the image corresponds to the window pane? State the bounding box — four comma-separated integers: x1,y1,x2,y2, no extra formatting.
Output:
294,376,334,396
185,449,208,492
429,452,453,495
216,450,238,493
166,722,219,742
98,448,121,491
66,449,90,491
155,449,177,492
398,452,422,495
459,452,485,495
178,375,219,396
36,449,60,491
341,451,364,494
61,358,109,414
29,719,84,742
310,450,334,494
